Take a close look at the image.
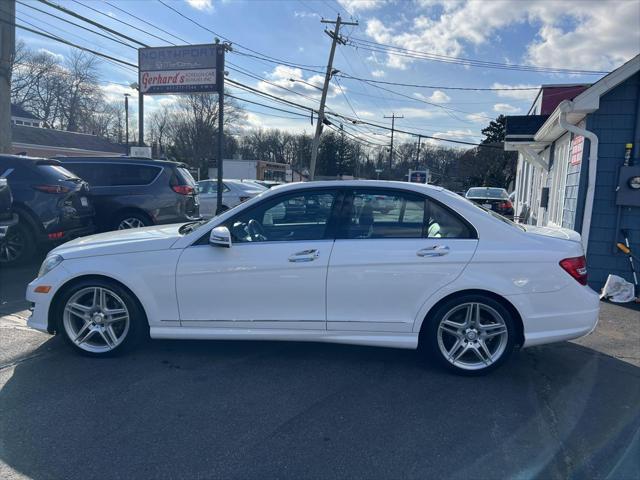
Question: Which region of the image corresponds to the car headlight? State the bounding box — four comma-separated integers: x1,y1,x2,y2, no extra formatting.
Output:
38,254,63,278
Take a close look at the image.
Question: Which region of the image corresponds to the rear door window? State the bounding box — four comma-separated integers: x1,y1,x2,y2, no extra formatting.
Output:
65,163,161,187
344,189,475,239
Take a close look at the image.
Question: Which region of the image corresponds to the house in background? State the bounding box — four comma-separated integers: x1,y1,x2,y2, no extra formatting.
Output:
10,103,125,157
504,55,640,290
11,104,44,128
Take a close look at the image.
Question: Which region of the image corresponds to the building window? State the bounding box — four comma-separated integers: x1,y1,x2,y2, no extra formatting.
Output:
548,135,570,226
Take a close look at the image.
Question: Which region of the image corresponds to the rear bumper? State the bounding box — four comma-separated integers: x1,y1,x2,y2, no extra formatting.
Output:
506,284,600,348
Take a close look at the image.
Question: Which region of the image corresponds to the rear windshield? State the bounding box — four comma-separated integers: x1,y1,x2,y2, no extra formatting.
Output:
466,187,508,199
37,165,80,181
175,167,197,186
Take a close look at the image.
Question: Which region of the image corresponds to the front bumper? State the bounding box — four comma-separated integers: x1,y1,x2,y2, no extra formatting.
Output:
25,263,72,334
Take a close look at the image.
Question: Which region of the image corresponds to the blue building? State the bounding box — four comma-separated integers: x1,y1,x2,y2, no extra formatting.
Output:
505,55,640,290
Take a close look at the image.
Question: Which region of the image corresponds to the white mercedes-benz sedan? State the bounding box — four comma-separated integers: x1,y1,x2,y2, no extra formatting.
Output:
26,181,600,375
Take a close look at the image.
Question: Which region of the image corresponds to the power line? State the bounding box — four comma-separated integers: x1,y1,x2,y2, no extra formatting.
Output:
36,0,149,47
102,0,189,45
336,72,540,92
348,36,609,75
70,0,172,46
6,19,138,69
156,0,325,70
18,0,138,50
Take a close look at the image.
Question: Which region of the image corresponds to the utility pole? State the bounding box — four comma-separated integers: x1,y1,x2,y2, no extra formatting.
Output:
309,15,358,180
124,93,130,153
384,113,403,178
0,0,15,154
415,134,422,168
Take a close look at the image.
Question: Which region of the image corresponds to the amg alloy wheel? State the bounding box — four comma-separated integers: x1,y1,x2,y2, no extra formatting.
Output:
423,295,516,375
63,287,130,353
58,279,147,356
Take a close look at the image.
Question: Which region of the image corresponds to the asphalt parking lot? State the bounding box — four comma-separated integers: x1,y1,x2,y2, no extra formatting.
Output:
1,261,639,480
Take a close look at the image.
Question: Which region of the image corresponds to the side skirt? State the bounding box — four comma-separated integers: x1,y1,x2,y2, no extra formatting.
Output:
150,327,419,350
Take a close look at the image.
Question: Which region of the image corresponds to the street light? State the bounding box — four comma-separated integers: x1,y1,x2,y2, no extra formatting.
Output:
288,78,323,91
124,93,130,154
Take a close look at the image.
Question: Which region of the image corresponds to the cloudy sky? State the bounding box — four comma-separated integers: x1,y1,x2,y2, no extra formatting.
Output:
14,0,640,147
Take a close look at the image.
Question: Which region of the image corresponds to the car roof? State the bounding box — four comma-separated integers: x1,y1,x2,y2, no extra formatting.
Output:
268,180,444,194
0,154,63,166
55,156,187,168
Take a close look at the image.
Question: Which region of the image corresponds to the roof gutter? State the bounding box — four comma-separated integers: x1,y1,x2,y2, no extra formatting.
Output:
558,100,598,253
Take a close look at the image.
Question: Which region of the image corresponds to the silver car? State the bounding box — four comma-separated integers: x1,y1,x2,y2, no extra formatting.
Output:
197,179,266,218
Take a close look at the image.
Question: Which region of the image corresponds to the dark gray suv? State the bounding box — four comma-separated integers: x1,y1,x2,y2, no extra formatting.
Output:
58,157,200,231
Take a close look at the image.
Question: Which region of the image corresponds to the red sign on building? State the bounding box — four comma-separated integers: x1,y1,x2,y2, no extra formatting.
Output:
570,135,584,165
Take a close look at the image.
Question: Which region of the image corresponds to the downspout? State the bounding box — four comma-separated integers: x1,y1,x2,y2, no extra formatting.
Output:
558,100,599,253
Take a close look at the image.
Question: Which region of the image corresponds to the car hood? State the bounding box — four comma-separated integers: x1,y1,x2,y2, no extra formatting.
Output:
52,224,183,259
523,224,582,243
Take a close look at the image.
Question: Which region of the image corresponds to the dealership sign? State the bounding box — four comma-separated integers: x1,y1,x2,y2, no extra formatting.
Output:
138,44,223,95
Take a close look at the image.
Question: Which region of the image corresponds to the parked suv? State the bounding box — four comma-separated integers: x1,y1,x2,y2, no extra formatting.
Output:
58,157,200,231
0,155,94,265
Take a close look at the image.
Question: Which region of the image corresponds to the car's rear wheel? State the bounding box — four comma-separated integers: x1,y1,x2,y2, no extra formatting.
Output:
422,294,516,375
114,212,150,230
0,221,34,266
57,279,147,357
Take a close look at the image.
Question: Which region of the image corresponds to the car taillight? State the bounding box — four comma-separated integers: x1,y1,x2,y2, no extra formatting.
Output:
172,185,194,195
33,185,70,194
498,200,513,210
48,231,64,240
559,256,588,285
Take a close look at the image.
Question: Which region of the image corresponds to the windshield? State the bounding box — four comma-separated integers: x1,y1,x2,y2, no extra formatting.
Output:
466,187,508,199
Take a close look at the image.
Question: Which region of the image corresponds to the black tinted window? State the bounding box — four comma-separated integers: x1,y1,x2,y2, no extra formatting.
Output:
226,190,337,243
345,189,473,239
64,163,161,186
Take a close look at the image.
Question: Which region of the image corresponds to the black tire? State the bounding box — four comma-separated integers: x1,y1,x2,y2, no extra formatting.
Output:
0,219,35,266
55,278,148,357
420,294,516,376
112,211,151,231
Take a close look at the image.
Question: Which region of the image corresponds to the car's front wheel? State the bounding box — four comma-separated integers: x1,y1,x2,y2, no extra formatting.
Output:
422,294,516,375
56,279,147,356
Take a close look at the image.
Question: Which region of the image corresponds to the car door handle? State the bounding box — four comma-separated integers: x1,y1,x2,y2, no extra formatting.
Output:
417,245,449,257
288,249,320,262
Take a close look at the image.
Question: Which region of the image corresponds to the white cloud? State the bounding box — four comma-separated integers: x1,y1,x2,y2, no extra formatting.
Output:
422,90,451,103
465,111,489,123
38,49,64,61
491,83,539,102
364,1,639,71
186,0,213,11
493,103,520,114
337,0,385,14
294,10,320,19
371,69,385,78
257,65,339,103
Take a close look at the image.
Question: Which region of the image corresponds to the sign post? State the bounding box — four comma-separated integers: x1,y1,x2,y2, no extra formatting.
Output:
138,43,226,213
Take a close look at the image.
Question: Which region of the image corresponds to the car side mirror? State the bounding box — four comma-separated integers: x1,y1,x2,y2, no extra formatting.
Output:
209,226,232,248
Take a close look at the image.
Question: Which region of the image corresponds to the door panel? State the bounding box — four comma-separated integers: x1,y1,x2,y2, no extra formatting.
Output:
327,238,477,331
176,188,341,329
327,188,478,332
176,240,333,327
